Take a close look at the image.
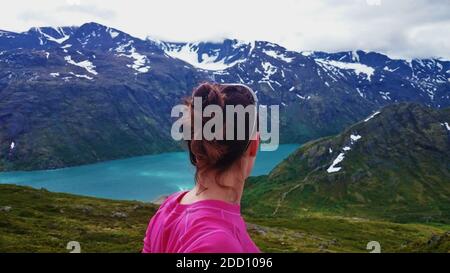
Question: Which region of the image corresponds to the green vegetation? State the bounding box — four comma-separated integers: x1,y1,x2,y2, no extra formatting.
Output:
0,184,156,252
243,103,450,224
1,184,448,253
246,216,449,253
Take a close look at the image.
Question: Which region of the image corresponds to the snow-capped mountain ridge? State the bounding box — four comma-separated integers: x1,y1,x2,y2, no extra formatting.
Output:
28,27,74,45
1,22,448,85
160,39,253,71
159,38,449,107
161,39,301,71
0,22,449,170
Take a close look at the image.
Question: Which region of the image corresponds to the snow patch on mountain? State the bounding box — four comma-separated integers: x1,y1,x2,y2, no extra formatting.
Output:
350,134,362,142
115,41,150,73
301,51,313,57
364,111,380,122
356,88,364,98
379,91,391,100
351,51,360,62
263,49,294,63
35,27,70,44
69,72,93,80
296,94,311,100
327,152,345,173
441,122,450,131
316,59,375,81
108,28,119,39
383,66,399,72
164,43,245,71
261,61,277,80
64,55,98,75
115,40,132,52
125,48,150,73
327,133,362,173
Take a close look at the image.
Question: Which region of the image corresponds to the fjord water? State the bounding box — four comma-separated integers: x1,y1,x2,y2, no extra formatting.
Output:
0,144,298,202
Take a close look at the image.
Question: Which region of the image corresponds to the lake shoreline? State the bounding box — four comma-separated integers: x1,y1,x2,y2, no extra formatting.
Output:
0,144,300,202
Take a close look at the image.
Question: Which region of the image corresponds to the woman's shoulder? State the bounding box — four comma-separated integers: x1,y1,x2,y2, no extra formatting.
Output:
156,191,186,208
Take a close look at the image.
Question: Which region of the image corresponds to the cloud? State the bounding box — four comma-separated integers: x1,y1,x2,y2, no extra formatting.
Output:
2,0,450,59
309,0,450,59
56,4,116,20
17,11,60,25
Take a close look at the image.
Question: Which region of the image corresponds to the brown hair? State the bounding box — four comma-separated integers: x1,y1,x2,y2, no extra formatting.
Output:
185,82,257,193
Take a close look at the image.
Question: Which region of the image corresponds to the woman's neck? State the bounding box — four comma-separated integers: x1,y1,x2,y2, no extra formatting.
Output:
181,172,245,205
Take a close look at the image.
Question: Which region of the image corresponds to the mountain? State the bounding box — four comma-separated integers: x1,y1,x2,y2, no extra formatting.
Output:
0,23,207,170
243,103,450,223
162,40,450,142
1,22,449,170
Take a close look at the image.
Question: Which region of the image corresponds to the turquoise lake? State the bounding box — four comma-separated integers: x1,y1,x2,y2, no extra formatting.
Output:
0,144,299,202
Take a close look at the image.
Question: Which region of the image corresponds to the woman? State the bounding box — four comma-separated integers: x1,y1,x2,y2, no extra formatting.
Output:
142,82,260,253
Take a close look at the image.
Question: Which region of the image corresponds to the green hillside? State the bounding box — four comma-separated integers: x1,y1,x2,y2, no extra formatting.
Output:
0,184,448,253
243,103,450,223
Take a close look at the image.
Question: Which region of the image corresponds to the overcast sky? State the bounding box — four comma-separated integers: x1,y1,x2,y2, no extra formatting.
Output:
1,0,449,59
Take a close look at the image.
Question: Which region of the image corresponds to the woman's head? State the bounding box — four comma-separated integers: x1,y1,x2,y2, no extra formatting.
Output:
185,82,259,194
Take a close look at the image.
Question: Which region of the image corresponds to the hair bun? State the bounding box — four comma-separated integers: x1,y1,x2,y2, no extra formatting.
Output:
193,83,224,108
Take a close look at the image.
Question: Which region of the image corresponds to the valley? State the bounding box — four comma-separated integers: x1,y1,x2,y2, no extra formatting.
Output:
0,22,449,253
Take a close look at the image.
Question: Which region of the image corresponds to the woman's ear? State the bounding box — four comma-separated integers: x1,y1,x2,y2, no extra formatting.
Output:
249,134,259,157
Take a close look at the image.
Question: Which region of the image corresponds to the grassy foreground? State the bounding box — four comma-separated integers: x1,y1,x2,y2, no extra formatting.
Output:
0,184,448,253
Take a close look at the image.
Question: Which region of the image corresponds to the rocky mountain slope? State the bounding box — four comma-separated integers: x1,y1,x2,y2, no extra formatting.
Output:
243,103,450,223
0,23,207,170
162,39,450,143
1,22,449,170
